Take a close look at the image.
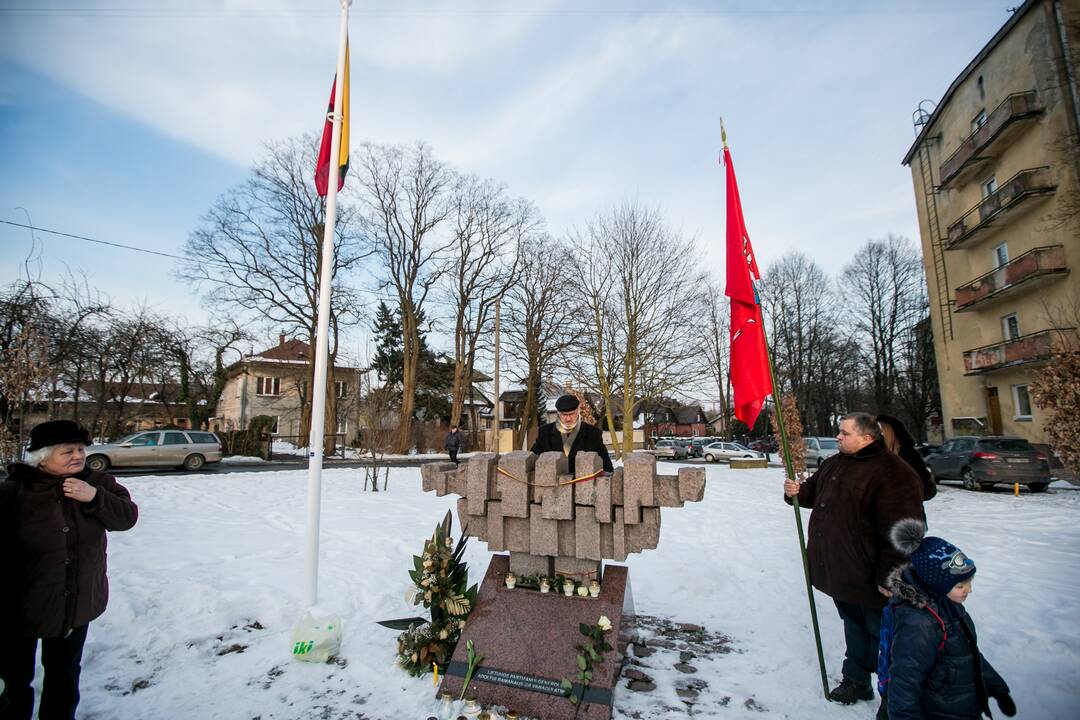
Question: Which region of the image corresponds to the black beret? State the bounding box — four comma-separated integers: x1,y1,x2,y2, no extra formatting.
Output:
27,419,91,451
555,394,580,412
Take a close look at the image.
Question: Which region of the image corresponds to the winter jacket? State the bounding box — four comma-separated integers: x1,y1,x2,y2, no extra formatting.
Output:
786,438,925,608
530,421,614,474
444,430,463,452
885,567,1010,720
1,463,138,638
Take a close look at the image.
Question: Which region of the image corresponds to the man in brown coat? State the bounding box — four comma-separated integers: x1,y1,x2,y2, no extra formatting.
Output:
784,412,925,708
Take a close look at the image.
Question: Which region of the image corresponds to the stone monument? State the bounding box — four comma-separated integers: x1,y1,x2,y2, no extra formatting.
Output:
420,450,706,719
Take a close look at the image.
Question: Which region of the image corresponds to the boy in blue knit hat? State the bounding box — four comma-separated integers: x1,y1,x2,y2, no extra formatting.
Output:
878,520,1015,720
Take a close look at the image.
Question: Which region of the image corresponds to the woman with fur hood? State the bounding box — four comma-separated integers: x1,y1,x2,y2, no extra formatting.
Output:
879,519,1014,720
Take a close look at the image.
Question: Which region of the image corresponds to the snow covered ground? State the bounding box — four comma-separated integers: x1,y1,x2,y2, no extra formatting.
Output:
53,464,1080,719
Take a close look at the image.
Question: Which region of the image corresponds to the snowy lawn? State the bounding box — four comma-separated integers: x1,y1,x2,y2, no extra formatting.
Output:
60,464,1080,719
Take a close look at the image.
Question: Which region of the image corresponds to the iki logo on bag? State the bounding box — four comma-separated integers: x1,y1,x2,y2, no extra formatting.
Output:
292,640,315,656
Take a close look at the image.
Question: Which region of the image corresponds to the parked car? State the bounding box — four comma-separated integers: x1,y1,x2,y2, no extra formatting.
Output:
702,441,762,463
85,429,223,472
915,443,941,458
649,439,690,460
803,437,840,467
687,437,713,458
924,436,1050,492
748,438,778,453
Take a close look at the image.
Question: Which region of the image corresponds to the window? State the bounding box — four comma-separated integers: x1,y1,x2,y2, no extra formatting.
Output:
971,108,987,132
1002,313,1020,340
335,380,348,398
129,433,159,446
993,243,1008,268
163,432,189,445
268,416,279,434
981,175,997,198
256,376,281,396
336,418,347,435
954,439,974,452
187,432,219,445
940,440,954,453
1012,385,1032,419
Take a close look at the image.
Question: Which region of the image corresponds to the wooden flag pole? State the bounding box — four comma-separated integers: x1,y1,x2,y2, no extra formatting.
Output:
762,325,830,699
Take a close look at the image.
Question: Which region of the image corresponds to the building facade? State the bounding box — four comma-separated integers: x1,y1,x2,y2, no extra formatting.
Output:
214,336,365,444
903,0,1079,445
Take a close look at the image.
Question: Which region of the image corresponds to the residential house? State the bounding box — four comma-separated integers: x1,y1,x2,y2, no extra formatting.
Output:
214,335,365,444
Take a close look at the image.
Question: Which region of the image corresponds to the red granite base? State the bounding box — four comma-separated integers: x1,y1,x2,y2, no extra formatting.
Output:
439,554,627,720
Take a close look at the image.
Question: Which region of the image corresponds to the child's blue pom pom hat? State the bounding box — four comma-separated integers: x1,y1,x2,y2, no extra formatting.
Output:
891,519,976,597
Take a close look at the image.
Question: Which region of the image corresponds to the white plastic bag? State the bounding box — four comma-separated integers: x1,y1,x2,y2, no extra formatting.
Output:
291,611,343,663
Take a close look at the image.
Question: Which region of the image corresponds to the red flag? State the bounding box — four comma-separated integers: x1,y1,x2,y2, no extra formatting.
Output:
315,44,350,197
723,144,772,428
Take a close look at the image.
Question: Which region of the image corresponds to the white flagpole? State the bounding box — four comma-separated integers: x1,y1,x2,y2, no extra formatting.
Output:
304,0,351,609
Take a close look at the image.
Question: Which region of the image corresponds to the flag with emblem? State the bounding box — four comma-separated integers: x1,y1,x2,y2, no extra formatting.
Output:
723,141,771,428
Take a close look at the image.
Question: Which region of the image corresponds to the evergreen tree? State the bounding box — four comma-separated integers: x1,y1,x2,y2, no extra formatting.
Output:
369,301,454,421
371,301,403,386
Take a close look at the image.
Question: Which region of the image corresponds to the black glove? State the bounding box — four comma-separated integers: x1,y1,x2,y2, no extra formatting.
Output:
995,693,1016,717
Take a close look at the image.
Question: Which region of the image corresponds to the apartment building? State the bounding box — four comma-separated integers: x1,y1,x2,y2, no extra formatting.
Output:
902,0,1079,444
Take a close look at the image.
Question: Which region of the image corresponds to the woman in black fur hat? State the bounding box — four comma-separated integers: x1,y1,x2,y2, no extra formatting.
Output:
0,420,138,720
877,414,936,503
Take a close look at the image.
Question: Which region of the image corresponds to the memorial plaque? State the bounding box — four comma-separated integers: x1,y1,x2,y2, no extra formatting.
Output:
417,448,708,720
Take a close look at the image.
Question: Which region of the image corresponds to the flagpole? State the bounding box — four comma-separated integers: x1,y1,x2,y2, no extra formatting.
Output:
721,120,829,699
304,0,351,609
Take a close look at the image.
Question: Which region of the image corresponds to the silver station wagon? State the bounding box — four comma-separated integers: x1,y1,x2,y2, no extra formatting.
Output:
85,430,222,472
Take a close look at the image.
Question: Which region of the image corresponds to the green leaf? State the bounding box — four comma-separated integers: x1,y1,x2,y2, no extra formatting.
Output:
579,623,591,636
583,670,592,681
588,647,599,661
577,654,587,671
560,678,572,691
570,696,579,705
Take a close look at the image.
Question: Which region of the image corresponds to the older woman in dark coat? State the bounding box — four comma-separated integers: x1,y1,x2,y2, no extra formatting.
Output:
877,414,936,503
1,420,138,720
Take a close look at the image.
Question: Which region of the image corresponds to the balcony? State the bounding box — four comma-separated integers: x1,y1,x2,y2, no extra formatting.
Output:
955,245,1068,312
938,91,1043,190
945,167,1056,249
962,328,1076,375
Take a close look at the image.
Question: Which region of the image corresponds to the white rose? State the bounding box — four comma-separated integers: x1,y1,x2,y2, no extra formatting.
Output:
597,615,612,632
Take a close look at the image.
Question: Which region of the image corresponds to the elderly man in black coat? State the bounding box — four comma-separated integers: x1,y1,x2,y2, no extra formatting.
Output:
530,394,613,474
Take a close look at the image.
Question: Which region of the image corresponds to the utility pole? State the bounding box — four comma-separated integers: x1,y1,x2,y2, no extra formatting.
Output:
492,298,501,452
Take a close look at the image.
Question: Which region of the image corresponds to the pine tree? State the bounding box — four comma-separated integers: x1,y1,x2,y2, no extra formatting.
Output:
371,301,403,386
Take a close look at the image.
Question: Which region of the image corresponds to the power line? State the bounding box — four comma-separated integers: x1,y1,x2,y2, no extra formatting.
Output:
0,219,463,310
1,219,191,262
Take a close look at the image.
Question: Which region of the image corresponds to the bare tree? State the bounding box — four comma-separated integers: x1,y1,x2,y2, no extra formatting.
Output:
445,175,530,428
178,135,370,448
573,202,708,455
1030,288,1080,473
356,141,454,452
698,280,732,439
759,252,844,434
564,226,624,455
841,235,926,415
503,236,575,448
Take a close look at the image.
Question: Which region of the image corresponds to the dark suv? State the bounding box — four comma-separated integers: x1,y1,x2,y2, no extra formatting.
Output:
925,436,1051,492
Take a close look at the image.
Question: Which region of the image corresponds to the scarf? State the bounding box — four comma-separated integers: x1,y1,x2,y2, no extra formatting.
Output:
558,418,581,456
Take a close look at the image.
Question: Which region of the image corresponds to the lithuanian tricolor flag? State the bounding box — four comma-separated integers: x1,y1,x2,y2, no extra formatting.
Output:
315,43,349,197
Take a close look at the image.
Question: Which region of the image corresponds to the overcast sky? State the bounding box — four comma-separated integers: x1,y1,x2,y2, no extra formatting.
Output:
0,0,1017,364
